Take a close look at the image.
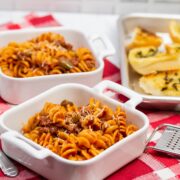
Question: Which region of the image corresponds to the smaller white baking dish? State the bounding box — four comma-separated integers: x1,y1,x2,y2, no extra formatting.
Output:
0,80,149,180
0,27,115,104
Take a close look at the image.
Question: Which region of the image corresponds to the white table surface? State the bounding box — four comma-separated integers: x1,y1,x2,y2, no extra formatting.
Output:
0,11,120,67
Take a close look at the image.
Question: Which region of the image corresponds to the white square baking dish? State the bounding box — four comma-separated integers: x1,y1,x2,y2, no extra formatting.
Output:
117,13,180,110
0,80,149,180
0,27,115,105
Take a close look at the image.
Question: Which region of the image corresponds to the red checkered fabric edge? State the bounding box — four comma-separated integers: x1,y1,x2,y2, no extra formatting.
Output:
0,13,179,180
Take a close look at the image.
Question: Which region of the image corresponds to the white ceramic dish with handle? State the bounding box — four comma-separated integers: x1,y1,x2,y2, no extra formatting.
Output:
117,13,180,110
0,27,115,105
0,80,149,180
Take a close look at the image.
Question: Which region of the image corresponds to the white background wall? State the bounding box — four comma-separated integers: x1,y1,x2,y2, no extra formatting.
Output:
0,0,180,14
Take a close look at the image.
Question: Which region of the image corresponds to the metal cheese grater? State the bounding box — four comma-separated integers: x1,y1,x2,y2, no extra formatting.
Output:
145,124,180,157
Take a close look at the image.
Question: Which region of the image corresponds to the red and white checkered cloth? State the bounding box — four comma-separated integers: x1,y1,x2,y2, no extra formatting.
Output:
0,13,180,180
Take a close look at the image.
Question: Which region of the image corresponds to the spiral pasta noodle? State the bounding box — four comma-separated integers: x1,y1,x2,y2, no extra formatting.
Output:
22,98,138,161
0,32,96,78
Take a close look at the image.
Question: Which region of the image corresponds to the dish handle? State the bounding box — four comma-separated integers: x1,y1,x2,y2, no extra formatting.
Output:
1,131,50,160
94,80,142,109
89,34,115,59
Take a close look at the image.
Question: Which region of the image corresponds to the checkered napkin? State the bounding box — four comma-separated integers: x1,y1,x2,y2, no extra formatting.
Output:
0,13,180,180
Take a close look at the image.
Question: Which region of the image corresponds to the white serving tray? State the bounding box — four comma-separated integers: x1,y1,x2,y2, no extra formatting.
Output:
118,13,180,110
0,80,149,180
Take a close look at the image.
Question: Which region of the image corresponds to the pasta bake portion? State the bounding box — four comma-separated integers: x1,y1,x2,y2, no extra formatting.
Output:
0,32,96,78
22,98,138,161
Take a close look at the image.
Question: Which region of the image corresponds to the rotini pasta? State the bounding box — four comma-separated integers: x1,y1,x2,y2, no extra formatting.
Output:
0,32,96,78
22,98,138,161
